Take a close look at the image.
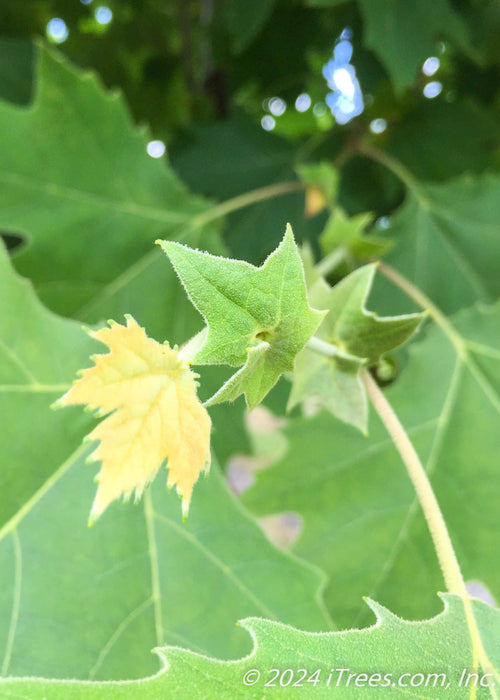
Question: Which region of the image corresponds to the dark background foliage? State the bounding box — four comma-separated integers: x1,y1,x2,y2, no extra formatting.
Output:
1,0,499,263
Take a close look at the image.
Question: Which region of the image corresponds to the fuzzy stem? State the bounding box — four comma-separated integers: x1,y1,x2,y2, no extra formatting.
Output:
361,370,498,695
305,334,497,695
361,369,466,595
315,248,346,277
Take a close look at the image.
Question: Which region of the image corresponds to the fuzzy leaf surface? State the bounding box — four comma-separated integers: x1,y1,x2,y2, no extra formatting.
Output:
0,246,331,680
159,226,325,408
1,596,499,698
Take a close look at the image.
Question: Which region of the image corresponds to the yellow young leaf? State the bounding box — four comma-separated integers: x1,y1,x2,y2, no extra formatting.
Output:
57,316,211,524
305,185,328,217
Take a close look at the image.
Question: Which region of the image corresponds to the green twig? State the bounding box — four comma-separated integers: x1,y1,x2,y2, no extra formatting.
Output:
190,180,305,229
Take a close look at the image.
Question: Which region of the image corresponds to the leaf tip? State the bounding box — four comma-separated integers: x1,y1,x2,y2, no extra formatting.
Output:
50,397,64,410
87,508,99,528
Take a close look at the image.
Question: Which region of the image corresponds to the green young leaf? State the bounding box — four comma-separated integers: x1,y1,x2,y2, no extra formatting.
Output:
158,225,325,409
358,0,471,92
319,208,392,264
380,175,500,315
289,265,424,431
315,265,425,364
2,596,499,697
290,343,367,432
0,243,332,680
245,301,500,628
0,44,213,321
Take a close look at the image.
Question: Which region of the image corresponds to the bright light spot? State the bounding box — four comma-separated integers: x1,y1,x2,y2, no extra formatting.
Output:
46,18,69,43
376,216,390,230
313,102,327,117
269,97,286,117
95,6,113,24
322,33,364,125
147,140,166,158
370,118,387,134
80,0,92,4
423,81,443,99
261,115,276,131
422,57,440,76
332,68,355,99
295,93,311,112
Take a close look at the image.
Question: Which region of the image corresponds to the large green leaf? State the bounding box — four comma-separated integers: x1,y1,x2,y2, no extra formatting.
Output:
244,301,500,628
358,0,470,92
386,100,499,182
0,43,251,465
1,596,499,697
0,242,331,681
381,175,500,315
225,0,276,52
0,44,214,328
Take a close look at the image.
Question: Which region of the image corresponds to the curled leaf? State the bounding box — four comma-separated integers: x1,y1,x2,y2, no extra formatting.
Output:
56,316,211,523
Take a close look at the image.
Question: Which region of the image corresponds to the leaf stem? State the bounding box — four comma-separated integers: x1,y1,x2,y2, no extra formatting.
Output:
190,180,305,229
306,334,498,695
361,369,498,697
315,248,346,277
361,370,465,595
305,335,342,358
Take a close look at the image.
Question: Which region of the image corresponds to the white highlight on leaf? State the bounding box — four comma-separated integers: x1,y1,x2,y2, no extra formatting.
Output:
261,115,276,131
46,18,69,43
147,140,166,158
269,97,286,117
95,6,113,24
295,93,311,112
423,56,440,76
423,81,443,99
370,118,387,134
